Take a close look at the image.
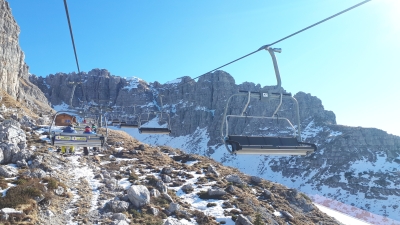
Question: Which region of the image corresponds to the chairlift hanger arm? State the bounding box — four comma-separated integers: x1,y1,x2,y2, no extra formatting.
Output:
264,47,282,90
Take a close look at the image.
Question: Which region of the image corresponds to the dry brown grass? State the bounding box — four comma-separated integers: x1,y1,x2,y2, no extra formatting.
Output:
0,90,38,119
1,120,337,225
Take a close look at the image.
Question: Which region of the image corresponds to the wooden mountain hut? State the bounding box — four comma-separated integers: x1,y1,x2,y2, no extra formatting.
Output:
55,113,77,126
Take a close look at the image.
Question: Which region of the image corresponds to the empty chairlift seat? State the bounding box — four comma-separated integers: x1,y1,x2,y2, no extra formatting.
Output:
138,109,172,135
120,122,139,128
226,135,316,155
220,47,317,155
138,127,171,134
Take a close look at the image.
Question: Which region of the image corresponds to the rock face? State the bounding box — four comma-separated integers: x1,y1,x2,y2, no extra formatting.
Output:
0,0,51,113
0,119,31,164
0,0,21,99
30,69,335,147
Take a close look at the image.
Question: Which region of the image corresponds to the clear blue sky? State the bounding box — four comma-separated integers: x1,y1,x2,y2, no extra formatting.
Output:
7,0,400,136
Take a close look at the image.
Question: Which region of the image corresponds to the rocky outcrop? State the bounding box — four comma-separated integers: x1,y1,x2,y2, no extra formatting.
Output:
0,0,52,114
29,69,133,107
0,119,32,164
0,0,21,99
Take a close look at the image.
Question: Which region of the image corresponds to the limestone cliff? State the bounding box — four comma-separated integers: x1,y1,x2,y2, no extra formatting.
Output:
30,69,336,142
0,0,51,114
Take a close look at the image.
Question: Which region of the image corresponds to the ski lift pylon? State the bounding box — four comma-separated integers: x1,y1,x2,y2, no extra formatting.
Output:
221,47,316,155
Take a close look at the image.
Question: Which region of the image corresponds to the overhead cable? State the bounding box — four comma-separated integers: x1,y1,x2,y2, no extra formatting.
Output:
174,0,372,89
63,0,87,106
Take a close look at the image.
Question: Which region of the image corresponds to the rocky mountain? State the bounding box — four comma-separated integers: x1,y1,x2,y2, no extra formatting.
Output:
0,0,52,116
30,68,400,223
3,0,400,222
0,1,357,224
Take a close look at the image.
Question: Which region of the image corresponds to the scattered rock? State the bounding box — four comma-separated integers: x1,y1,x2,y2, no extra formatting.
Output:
235,214,253,225
226,185,235,194
206,165,219,177
226,174,243,185
0,165,18,177
208,188,227,197
222,201,233,208
112,213,127,221
111,220,129,225
30,168,47,178
161,174,172,183
127,185,150,208
138,144,145,150
94,173,104,180
149,207,159,216
281,211,294,220
54,186,65,196
251,176,262,184
162,193,174,203
106,200,130,213
167,202,180,214
263,189,272,199
156,180,168,193
16,160,28,168
181,184,194,193
161,167,173,175
150,189,160,197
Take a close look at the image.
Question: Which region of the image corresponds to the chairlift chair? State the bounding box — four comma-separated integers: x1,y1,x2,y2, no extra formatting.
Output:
138,96,172,134
49,111,108,149
138,111,171,134
120,105,140,128
221,47,316,155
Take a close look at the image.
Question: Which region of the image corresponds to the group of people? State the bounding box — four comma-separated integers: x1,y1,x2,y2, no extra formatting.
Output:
60,123,97,154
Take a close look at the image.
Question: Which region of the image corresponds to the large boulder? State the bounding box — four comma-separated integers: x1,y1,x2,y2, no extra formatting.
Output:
0,119,27,164
127,185,150,208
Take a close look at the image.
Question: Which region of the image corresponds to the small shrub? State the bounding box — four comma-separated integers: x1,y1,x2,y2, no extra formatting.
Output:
300,192,311,201
231,215,237,222
13,177,28,185
230,209,240,215
193,210,212,225
253,213,265,225
129,209,142,218
0,177,8,189
196,177,208,184
42,177,59,190
146,175,159,186
152,197,169,208
129,172,139,181
0,177,45,208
